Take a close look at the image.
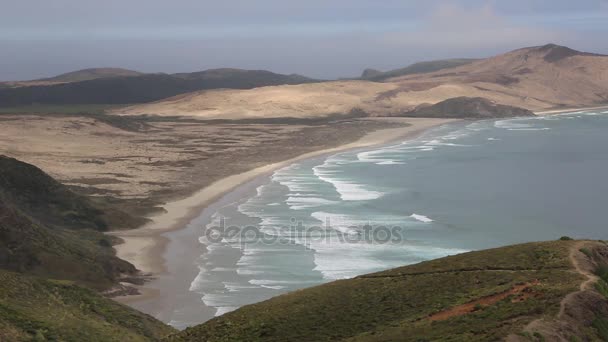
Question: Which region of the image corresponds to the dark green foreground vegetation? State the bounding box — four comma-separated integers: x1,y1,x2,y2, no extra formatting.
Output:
0,269,175,341
168,241,608,341
0,156,175,340
0,155,147,290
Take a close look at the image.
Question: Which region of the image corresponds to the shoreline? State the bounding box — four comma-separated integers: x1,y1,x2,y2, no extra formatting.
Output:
534,105,608,116
110,106,607,323
110,117,457,304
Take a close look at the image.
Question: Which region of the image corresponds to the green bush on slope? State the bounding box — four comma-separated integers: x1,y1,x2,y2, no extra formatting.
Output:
0,270,175,341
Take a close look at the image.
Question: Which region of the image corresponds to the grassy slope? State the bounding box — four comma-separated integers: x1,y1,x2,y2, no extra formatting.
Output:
362,59,479,81
0,155,146,289
0,155,146,231
169,241,587,341
0,202,136,290
0,269,175,341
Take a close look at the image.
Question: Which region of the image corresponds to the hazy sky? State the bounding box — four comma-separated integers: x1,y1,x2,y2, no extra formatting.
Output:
1,0,607,80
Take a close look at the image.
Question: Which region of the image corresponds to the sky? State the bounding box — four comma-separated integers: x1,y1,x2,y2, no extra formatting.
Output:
1,0,607,80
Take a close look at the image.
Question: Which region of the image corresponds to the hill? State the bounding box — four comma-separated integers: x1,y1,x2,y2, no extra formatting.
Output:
0,156,145,289
39,67,144,83
0,155,146,231
0,69,318,107
114,44,608,119
167,240,608,341
400,97,534,118
0,269,174,341
360,58,479,81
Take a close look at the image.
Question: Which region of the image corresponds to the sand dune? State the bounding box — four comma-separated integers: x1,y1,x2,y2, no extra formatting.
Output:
113,44,608,119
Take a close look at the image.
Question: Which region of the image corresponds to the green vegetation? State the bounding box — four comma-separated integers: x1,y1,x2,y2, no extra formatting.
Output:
0,155,174,341
0,156,146,289
595,263,608,299
0,269,175,341
579,248,593,258
360,59,478,81
560,236,574,241
596,280,608,298
596,264,608,283
592,317,608,341
0,69,318,107
533,332,546,341
167,241,584,342
0,155,146,231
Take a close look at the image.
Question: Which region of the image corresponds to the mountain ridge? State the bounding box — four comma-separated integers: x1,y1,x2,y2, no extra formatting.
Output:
0,68,319,107
38,67,144,83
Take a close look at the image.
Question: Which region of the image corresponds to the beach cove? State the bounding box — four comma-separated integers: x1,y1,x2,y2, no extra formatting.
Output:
114,108,608,328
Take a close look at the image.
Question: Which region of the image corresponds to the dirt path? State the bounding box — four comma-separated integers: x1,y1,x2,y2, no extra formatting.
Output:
569,241,600,292
556,241,600,319
427,281,541,322
509,241,602,340
415,242,601,325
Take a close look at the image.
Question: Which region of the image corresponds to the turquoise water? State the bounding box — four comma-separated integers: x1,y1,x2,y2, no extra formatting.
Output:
189,109,608,319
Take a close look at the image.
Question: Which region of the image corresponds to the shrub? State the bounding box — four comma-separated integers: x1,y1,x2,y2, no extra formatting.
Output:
596,264,608,283
595,280,608,298
579,248,593,258
533,331,546,341
592,317,608,341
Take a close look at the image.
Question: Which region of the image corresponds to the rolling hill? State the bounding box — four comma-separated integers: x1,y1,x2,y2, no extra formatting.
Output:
114,44,608,119
167,240,608,341
39,67,144,83
0,155,145,290
0,69,318,107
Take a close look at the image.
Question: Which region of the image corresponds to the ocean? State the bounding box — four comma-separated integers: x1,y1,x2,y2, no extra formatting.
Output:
182,109,608,324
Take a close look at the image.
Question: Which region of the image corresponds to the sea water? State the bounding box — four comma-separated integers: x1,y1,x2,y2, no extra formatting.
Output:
188,110,608,320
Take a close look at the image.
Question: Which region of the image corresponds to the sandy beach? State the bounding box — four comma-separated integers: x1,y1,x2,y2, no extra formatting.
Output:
110,117,457,308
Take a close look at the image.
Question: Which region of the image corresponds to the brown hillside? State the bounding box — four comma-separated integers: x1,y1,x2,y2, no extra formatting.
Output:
114,44,608,119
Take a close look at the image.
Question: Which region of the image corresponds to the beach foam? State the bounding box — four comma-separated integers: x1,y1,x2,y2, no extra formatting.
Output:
494,119,532,130
508,127,551,131
410,213,434,223
286,196,337,210
215,307,238,317
313,157,384,201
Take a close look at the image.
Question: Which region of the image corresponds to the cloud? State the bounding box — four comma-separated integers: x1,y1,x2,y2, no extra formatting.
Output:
381,3,566,49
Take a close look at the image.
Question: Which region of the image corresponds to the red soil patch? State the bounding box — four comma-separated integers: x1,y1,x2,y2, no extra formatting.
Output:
428,280,541,321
